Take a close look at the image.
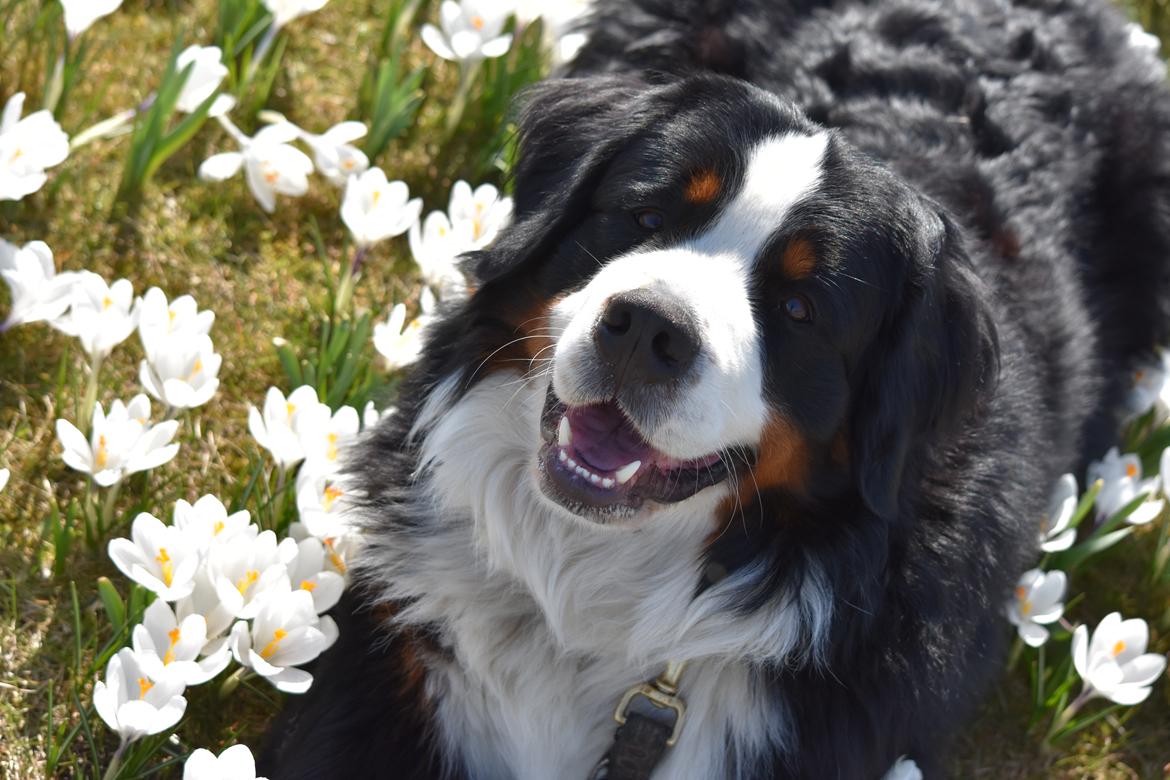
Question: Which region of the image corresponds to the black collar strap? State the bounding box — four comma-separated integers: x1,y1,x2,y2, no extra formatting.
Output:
591,661,688,780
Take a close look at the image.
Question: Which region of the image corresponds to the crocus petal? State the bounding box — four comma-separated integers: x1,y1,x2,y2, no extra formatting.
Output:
198,152,244,181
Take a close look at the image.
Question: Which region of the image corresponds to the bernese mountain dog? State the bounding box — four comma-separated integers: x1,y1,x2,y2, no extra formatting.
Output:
263,0,1170,777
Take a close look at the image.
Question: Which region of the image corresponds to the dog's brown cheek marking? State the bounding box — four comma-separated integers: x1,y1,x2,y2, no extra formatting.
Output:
711,413,810,537
685,169,721,204
479,292,564,377
781,238,818,279
371,602,434,706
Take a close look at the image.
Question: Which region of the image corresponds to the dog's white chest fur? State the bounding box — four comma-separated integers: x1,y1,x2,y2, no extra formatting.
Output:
359,373,831,779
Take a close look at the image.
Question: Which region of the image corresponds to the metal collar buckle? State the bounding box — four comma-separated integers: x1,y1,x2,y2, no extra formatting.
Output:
612,660,688,747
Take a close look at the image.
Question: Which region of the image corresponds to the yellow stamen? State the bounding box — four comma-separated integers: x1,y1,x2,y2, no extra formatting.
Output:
1125,463,1138,479
471,14,485,29
326,432,339,462
1015,585,1027,599
102,296,113,310
342,158,355,170
137,677,154,698
10,147,24,163
95,435,109,469
188,358,203,381
168,309,177,324
236,569,259,595
264,169,279,184
323,485,344,511
213,520,225,535
1112,640,1127,657
300,579,316,592
156,548,174,587
324,538,348,574
1020,600,1033,617
163,627,181,665
259,629,288,660
372,189,382,207
286,402,296,418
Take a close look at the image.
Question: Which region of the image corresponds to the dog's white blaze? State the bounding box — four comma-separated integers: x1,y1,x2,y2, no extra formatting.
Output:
360,371,833,779
553,132,829,459
691,132,829,260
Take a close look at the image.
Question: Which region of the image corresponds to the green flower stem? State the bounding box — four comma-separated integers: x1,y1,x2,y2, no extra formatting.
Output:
101,740,126,780
43,53,66,114
1005,636,1024,672
334,246,368,316
1047,687,1093,741
79,354,104,436
245,23,282,84
99,481,123,537
84,479,99,547
442,59,482,141
272,464,288,531
219,666,252,698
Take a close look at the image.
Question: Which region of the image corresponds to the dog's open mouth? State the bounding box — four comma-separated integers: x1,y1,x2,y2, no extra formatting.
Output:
537,389,731,519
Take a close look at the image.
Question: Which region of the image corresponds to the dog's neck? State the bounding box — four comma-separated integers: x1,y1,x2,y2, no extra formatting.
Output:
357,372,830,778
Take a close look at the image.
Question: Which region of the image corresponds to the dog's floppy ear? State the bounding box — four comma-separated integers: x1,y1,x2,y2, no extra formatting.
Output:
850,202,1000,519
469,76,657,285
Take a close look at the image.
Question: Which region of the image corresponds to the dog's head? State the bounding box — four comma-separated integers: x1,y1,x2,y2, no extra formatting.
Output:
455,74,998,527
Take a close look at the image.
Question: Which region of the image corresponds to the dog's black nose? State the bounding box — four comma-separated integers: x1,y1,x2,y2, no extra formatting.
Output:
595,291,700,385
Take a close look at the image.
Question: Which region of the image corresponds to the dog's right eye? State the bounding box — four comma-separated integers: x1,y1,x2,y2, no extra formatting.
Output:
633,208,664,231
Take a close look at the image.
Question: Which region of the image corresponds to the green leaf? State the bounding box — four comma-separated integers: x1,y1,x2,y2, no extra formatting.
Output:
276,340,304,387
1054,527,1134,572
1067,478,1103,531
96,576,125,634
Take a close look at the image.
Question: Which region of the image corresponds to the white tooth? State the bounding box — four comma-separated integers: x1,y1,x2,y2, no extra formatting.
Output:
558,416,572,447
601,478,615,489
589,474,601,484
567,457,578,469
615,460,642,485
558,450,568,462
576,466,590,479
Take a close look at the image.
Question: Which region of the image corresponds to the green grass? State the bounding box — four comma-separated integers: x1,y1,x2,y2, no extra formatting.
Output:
1,0,1169,777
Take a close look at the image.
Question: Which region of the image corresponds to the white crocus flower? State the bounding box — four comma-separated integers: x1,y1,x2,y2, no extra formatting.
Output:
184,744,269,780
881,757,923,780
173,495,253,553
1039,473,1078,552
54,272,137,360
514,0,592,64
60,0,123,38
139,332,222,410
373,287,435,371
449,180,513,250
132,599,230,687
1072,612,1168,705
1126,351,1170,421
408,211,466,298
340,167,422,249
109,513,201,600
93,648,186,747
263,0,329,27
361,400,394,430
1087,447,1164,524
297,404,361,477
0,93,69,201
0,467,8,493
410,181,512,297
0,239,77,331
285,536,345,614
209,530,297,619
296,471,351,540
135,287,215,364
175,45,229,114
175,566,238,654
301,121,369,186
200,121,313,213
229,588,338,693
248,385,323,470
421,0,514,62
1005,568,1067,648
56,398,180,486
290,521,357,578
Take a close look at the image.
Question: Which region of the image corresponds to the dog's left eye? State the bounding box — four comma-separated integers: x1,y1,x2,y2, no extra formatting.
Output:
633,208,664,231
784,295,813,322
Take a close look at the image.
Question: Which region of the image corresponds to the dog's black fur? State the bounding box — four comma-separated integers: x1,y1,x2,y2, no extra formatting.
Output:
263,1,1170,777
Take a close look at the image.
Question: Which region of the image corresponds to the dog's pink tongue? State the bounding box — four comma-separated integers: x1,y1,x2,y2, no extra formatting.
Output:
566,403,654,472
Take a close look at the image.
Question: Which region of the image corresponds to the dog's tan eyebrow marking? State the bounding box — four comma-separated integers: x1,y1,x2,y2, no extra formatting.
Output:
780,237,818,279
684,169,721,204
